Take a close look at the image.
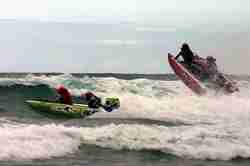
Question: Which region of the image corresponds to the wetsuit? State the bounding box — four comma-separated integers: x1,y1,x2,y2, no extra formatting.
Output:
175,49,194,66
87,95,102,108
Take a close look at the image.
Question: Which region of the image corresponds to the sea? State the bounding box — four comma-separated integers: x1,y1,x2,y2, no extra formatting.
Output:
0,73,250,166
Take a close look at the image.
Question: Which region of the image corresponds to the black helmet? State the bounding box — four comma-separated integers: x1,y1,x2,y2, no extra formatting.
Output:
181,43,190,51
206,56,216,62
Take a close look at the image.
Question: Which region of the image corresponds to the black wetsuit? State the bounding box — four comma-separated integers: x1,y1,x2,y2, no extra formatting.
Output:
87,96,102,109
175,50,194,66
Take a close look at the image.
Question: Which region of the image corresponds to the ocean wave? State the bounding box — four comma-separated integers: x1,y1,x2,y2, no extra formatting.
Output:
0,74,250,161
79,123,250,160
2,115,250,161
0,124,82,160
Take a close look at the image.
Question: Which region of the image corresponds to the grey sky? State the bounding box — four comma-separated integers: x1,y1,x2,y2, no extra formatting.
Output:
1,0,249,22
0,0,249,74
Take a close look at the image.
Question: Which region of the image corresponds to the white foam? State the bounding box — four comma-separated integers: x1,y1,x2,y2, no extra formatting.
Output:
1,75,250,160
72,78,250,161
0,124,82,160
79,123,250,160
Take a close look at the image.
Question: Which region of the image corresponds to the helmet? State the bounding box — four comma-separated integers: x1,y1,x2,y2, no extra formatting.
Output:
56,85,68,94
206,56,216,62
82,91,94,100
181,43,190,51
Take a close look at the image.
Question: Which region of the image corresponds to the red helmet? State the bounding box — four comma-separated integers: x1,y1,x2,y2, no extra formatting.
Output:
82,91,94,100
56,85,68,94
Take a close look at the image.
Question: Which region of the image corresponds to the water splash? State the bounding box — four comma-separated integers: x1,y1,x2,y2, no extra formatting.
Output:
0,74,250,160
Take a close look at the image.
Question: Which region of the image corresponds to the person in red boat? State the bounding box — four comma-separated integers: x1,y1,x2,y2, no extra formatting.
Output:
175,43,195,66
56,85,73,105
175,43,219,80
